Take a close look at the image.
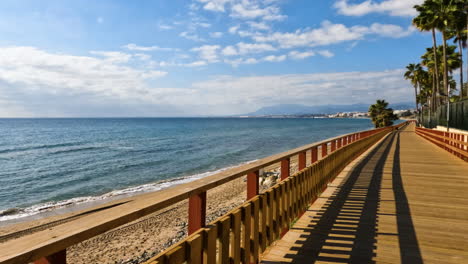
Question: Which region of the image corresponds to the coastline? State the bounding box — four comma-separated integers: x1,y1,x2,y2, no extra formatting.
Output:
0,158,300,264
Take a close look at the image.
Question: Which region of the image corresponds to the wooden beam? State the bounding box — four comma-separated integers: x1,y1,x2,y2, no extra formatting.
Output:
247,170,259,200
188,192,207,235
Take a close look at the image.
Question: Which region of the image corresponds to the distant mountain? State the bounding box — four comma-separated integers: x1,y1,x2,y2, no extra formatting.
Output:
246,103,414,116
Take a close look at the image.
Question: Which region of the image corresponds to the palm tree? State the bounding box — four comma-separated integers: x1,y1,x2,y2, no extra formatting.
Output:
368,100,399,128
414,2,441,108
421,45,462,100
448,0,467,98
416,0,460,104
405,63,424,111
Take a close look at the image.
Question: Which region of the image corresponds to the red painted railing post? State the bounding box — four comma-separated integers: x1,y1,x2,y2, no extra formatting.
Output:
321,143,327,158
331,141,336,152
311,147,318,164
247,170,259,200
188,191,206,235
337,138,342,149
281,158,290,180
34,250,66,264
298,152,306,171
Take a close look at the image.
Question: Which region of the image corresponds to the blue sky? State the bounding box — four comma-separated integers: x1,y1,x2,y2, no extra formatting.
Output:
0,0,428,117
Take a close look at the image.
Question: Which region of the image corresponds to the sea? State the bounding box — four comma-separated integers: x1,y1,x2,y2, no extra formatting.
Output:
0,118,379,224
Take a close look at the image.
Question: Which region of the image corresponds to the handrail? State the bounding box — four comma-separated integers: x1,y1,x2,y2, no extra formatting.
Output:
143,124,405,264
0,121,411,264
415,126,468,161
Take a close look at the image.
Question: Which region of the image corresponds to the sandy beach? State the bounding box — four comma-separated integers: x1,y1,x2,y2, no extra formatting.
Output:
0,158,302,264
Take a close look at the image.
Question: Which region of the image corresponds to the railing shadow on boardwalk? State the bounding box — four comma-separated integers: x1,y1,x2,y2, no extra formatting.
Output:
262,131,423,264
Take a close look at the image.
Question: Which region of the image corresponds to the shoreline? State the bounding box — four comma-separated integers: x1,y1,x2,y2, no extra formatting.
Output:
0,157,300,264
0,160,258,226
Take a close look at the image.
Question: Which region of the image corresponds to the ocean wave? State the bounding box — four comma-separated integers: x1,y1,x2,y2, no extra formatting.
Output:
49,146,102,155
0,142,79,155
0,159,257,222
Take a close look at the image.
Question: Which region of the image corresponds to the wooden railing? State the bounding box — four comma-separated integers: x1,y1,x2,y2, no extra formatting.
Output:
416,127,468,162
143,124,407,264
0,122,409,264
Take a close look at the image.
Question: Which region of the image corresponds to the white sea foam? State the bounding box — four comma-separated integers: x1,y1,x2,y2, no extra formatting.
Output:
0,160,257,222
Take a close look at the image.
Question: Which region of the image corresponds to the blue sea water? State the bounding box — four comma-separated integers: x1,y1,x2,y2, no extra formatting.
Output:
0,118,377,221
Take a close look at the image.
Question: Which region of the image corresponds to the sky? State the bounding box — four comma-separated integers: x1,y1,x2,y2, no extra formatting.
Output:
0,0,430,117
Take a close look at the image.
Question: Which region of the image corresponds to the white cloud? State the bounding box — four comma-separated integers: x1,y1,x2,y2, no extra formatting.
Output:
89,51,132,63
0,48,412,116
229,25,240,34
191,45,221,62
263,54,286,62
184,60,208,67
247,21,270,31
180,31,206,42
122,43,177,52
253,21,415,48
289,50,315,60
134,53,152,61
209,32,224,38
158,24,174,30
334,0,423,17
197,0,231,12
0,46,173,116
317,50,335,58
187,69,411,114
222,45,238,56
236,42,276,55
231,2,286,21
224,57,260,67
140,70,168,79
197,0,286,21
369,23,416,38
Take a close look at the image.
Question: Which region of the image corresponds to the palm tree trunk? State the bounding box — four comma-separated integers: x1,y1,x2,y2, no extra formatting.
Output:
432,72,437,113
458,36,464,99
414,84,418,111
442,31,450,131
432,29,441,108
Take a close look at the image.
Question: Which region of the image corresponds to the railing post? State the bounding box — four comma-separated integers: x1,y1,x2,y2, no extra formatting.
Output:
188,191,207,235
34,250,66,264
321,143,327,158
247,170,259,200
331,141,336,152
337,138,342,149
281,158,290,180
298,152,306,170
311,147,318,164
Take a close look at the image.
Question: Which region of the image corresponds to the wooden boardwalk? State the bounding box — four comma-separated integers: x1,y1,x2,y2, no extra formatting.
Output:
260,124,468,264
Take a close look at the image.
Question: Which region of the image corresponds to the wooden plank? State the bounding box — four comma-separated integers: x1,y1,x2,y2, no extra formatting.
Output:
188,192,206,235
33,250,66,264
187,234,203,264
251,198,260,263
166,244,186,264
266,191,274,246
230,210,241,264
247,170,259,200
217,217,231,264
203,225,217,264
298,152,306,170
259,194,267,252
281,158,290,180
273,186,281,238
261,123,468,264
241,203,252,264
